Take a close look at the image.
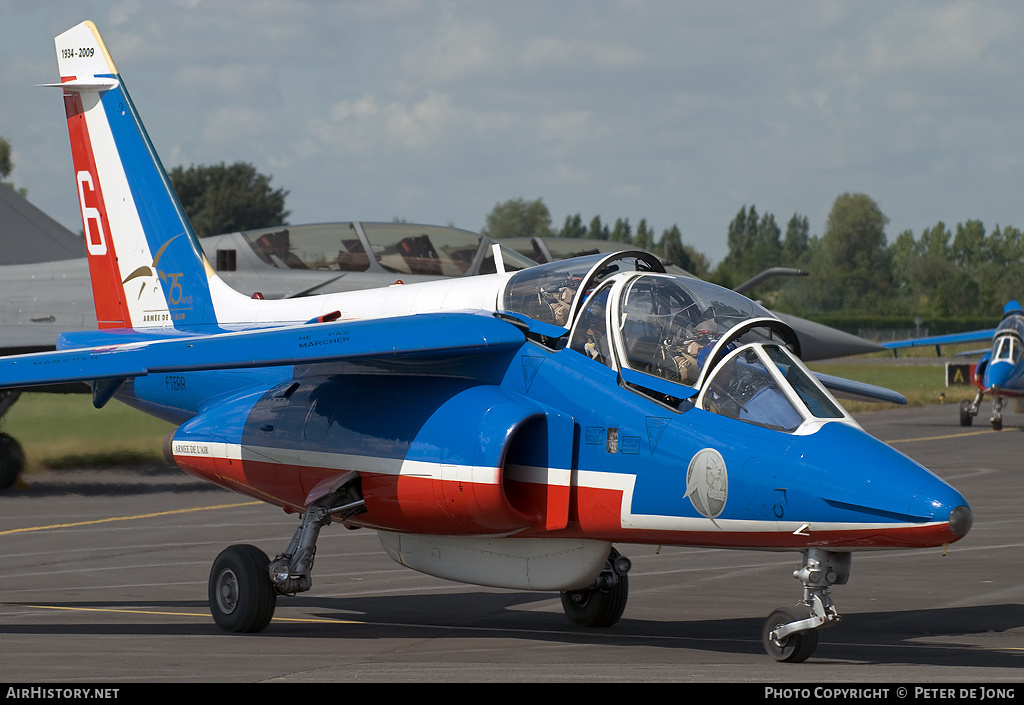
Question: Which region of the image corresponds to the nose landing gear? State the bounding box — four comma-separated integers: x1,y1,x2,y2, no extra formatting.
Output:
762,548,850,662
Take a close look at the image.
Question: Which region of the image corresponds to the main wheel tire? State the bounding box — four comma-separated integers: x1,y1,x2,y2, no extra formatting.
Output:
992,417,1003,431
959,400,973,427
0,433,25,492
762,606,818,663
560,573,628,628
209,544,277,633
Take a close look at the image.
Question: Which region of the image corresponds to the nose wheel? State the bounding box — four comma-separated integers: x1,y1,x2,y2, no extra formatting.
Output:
761,548,849,662
762,605,819,662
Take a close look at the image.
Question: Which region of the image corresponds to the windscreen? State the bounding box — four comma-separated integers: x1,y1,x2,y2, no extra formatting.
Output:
702,347,805,432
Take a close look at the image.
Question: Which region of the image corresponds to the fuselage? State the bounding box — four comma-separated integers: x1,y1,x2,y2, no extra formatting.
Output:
86,255,970,553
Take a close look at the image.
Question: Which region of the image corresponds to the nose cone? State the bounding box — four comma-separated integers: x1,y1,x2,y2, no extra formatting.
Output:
790,422,971,548
985,360,1015,391
949,504,974,536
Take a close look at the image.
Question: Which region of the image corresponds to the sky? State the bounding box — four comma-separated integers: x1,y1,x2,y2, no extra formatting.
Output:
2,0,1024,266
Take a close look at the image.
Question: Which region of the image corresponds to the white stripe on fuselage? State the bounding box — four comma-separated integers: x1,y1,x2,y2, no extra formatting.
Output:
171,441,930,535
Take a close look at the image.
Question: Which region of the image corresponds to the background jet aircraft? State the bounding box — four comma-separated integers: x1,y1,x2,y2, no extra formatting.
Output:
884,301,1023,430
0,192,537,354
206,228,885,359
0,21,973,663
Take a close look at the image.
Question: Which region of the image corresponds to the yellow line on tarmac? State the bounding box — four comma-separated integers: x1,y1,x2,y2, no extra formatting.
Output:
12,603,360,625
0,500,262,536
888,429,997,444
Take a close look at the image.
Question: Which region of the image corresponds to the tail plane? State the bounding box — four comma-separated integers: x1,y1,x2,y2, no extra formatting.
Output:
53,21,229,330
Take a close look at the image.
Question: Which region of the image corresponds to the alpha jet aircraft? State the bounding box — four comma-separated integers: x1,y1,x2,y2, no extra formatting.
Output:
1,21,973,663
885,301,1024,430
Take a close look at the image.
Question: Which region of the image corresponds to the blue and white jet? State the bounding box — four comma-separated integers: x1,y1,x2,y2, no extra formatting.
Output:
1,21,973,663
885,301,1024,430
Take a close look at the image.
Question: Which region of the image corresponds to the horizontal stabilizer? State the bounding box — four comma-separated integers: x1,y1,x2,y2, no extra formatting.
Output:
0,312,524,389
38,78,119,91
813,371,908,405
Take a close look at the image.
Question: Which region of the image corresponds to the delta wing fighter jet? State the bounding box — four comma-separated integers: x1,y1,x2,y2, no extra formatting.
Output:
0,21,973,662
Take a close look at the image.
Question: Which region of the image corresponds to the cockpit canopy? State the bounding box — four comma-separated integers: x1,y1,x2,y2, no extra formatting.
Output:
230,222,537,277
500,251,665,328
994,313,1024,364
500,252,849,434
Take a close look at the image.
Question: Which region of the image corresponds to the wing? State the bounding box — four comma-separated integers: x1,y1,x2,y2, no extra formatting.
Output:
882,329,996,354
0,312,525,389
813,372,908,405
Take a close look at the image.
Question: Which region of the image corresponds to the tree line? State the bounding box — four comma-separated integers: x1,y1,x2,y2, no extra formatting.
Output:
480,197,711,278
482,193,1022,322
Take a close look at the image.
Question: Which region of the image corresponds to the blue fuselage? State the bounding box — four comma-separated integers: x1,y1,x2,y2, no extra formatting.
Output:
102,321,970,551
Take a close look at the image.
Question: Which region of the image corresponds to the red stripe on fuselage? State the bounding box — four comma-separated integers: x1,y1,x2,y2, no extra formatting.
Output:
63,85,130,328
174,454,546,534
173,453,961,549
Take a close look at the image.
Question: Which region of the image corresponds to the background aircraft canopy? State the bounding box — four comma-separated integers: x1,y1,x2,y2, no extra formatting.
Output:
235,222,536,277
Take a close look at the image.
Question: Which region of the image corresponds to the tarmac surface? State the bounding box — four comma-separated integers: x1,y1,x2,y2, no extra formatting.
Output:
0,403,1021,683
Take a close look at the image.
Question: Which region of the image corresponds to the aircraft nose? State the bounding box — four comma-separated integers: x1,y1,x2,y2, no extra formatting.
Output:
986,360,1014,390
802,422,972,547
909,489,973,537
948,504,973,536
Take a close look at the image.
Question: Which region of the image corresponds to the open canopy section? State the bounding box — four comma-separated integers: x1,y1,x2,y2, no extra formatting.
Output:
500,251,664,328
613,274,788,387
236,222,536,277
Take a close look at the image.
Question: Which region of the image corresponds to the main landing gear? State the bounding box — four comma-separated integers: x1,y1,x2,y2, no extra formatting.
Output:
208,472,365,633
960,391,1004,430
206,506,846,664
0,391,25,492
560,547,632,627
762,548,850,662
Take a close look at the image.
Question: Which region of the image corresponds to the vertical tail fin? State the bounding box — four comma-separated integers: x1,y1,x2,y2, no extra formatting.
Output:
53,21,226,330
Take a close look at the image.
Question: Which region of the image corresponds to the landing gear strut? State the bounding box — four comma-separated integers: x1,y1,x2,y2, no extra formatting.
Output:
560,547,631,627
762,548,850,662
960,395,979,427
207,472,364,632
0,391,24,491
991,396,1004,431
961,390,1004,430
